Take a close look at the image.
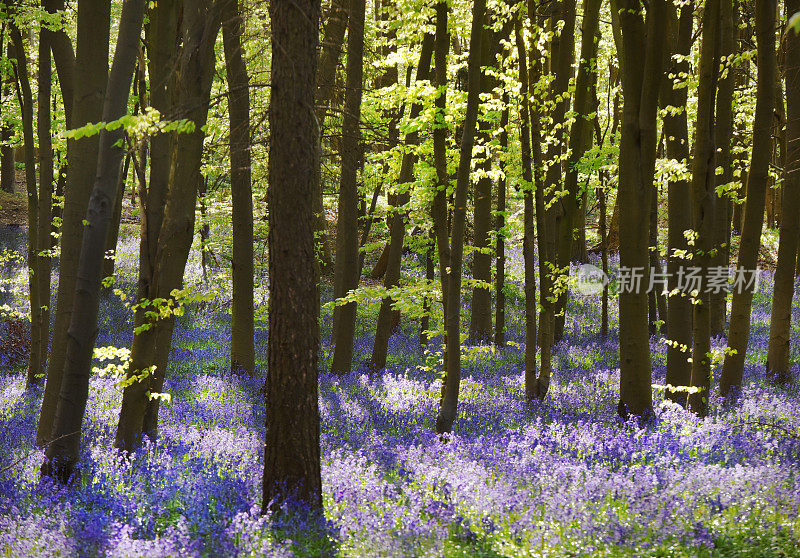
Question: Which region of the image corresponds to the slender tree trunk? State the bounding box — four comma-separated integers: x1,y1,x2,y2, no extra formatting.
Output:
262,0,323,515
37,21,55,385
555,0,600,340
43,0,146,482
494,99,508,347
9,26,42,388
710,0,737,336
0,36,12,195
614,0,666,418
223,0,255,376
314,0,348,273
661,0,693,403
765,0,799,385
515,17,537,399
687,0,721,417
116,0,224,450
435,0,486,434
330,0,366,375
719,0,776,398
467,13,504,345
370,34,434,372
431,0,451,353
547,0,576,343
37,0,110,447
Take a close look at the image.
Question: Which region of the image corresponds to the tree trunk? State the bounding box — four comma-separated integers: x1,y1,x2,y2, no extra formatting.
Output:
687,0,721,417
0,37,12,195
223,0,255,376
431,0,450,328
661,0,693,404
37,21,55,387
330,0,366,375
547,0,576,343
515,17,537,400
37,0,110,447
314,0,348,273
614,0,666,418
494,99,508,347
435,0,486,434
468,12,507,345
554,0,600,341
116,1,223,451
765,0,799,385
43,0,146,482
9,26,42,389
262,0,323,515
710,0,737,336
369,34,434,372
719,0,776,398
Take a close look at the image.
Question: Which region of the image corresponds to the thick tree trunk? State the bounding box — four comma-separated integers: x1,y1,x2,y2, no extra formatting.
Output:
554,0,601,340
719,0,776,398
115,1,224,451
223,0,255,376
37,0,110,447
765,0,799,385
9,27,42,389
370,34,434,372
614,0,666,418
687,0,721,417
43,0,146,482
436,0,486,434
330,0,366,375
262,0,323,515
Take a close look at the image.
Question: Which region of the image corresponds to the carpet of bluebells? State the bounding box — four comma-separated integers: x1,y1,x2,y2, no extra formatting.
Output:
1,225,800,557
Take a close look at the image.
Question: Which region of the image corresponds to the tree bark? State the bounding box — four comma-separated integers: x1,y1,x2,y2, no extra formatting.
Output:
765,0,799,385
37,0,110,447
262,0,323,515
687,0,722,417
435,0,486,434
719,0,776,398
223,0,255,376
0,37,13,195
614,0,667,418
43,0,146,482
330,0,366,375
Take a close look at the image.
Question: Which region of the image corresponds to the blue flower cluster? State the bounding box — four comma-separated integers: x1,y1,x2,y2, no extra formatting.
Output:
1,230,799,556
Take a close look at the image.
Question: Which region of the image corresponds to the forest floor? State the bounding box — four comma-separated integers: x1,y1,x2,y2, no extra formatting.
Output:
1,226,800,557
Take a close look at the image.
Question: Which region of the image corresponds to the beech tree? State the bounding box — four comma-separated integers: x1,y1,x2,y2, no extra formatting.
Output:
614,0,667,417
720,0,776,398
263,0,323,513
